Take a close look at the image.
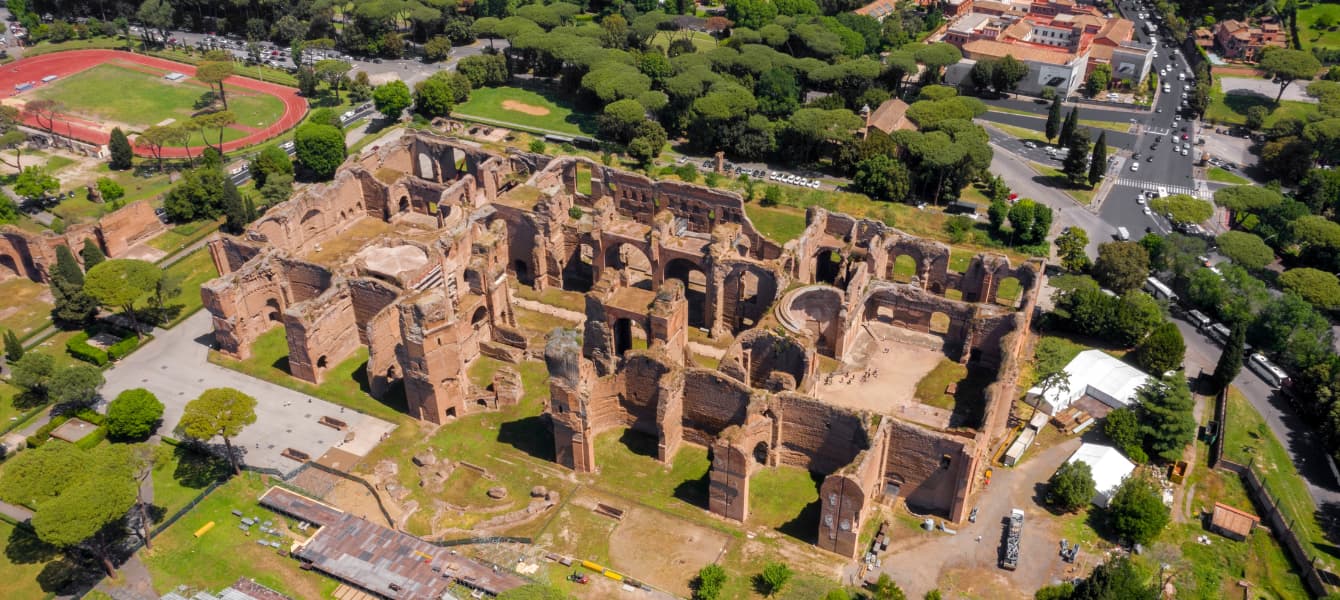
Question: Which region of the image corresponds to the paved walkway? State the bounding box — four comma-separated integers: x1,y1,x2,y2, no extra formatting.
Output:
100,311,396,474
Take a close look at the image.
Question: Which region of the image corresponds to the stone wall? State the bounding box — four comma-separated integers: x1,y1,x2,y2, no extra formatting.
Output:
0,199,166,282
202,131,522,425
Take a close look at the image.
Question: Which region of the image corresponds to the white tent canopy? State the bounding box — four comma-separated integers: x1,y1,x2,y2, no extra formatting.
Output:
1065,443,1136,507
1027,350,1152,414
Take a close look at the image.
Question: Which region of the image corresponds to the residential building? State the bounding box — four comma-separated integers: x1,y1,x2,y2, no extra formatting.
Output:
1214,18,1287,61
951,39,1092,96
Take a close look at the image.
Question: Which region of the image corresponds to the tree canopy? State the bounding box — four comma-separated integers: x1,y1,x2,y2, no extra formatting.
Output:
1047,460,1095,512
1092,242,1150,294
179,388,258,474
1106,475,1170,545
1215,231,1275,270
106,388,165,440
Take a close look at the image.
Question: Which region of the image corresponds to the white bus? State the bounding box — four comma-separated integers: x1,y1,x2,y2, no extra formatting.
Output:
1144,277,1176,302
1248,353,1289,388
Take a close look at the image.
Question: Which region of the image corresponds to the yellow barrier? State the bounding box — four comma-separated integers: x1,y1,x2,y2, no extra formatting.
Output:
603,569,623,582
194,521,215,538
581,560,603,572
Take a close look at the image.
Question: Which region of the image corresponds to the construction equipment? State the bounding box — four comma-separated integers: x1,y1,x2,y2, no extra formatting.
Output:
1001,508,1023,571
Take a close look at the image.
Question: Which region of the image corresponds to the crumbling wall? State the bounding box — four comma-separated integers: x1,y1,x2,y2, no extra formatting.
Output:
285,283,361,384
0,229,45,282
96,200,165,257
883,420,973,516
719,330,814,394
775,394,869,473
680,369,754,445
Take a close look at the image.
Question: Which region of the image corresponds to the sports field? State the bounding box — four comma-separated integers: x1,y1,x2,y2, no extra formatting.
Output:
0,49,305,157
27,62,284,146
452,85,595,135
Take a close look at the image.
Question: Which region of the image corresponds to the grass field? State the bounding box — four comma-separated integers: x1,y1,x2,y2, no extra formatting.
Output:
452,86,596,136
0,521,78,598
208,326,409,423
1223,387,1340,573
150,444,229,520
743,204,807,243
1033,163,1096,205
1206,76,1320,127
141,473,341,597
986,108,1132,134
147,218,222,253
29,63,286,145
157,246,220,327
1298,2,1340,50
1207,167,1251,185
0,277,52,339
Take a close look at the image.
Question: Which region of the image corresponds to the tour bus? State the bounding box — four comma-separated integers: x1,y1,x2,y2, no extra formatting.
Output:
1207,323,1231,346
1185,309,1211,331
1248,353,1289,388
1143,277,1177,302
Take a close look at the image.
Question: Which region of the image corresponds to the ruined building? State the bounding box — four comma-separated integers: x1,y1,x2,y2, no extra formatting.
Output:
201,131,1043,559
0,200,165,282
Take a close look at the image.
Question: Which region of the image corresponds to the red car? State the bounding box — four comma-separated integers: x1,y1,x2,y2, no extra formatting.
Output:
1008,192,1019,202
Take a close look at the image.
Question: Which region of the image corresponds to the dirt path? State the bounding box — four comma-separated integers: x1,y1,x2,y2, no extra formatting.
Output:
512,297,725,359
868,436,1083,598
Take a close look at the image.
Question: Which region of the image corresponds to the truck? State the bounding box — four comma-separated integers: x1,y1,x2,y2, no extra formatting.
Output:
1001,508,1023,570
1116,226,1130,241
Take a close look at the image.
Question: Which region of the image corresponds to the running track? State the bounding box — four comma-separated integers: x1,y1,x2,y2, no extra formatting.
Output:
0,49,305,158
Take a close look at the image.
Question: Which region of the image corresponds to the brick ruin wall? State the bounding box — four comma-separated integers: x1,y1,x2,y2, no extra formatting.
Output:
202,132,523,425
0,199,165,282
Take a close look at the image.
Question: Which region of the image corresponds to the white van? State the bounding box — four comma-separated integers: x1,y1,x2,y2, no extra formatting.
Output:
1116,226,1130,241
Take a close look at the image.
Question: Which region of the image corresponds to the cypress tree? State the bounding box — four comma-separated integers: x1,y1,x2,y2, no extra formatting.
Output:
1059,107,1079,148
3,328,22,362
50,244,97,326
222,179,247,234
80,238,106,271
109,127,133,170
244,196,257,222
1211,325,1246,393
1088,132,1108,187
1045,96,1063,143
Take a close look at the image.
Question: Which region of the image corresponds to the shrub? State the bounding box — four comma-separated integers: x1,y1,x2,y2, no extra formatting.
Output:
73,426,107,450
65,332,109,367
26,415,69,448
107,335,141,361
106,388,164,440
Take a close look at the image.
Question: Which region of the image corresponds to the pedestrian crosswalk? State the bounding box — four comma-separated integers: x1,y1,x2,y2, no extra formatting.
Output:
1111,178,1208,198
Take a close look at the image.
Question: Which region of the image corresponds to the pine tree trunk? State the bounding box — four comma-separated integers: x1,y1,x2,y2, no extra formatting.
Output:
224,436,241,475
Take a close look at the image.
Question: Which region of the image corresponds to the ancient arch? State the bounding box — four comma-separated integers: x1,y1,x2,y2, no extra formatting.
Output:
300,209,323,237
664,258,707,328
0,254,20,281
722,263,778,334
612,317,649,356
605,242,654,291
512,259,531,286
264,298,283,322
814,248,843,286
561,242,596,293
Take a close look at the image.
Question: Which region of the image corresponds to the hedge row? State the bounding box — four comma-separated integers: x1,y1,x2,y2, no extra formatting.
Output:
65,332,109,366
26,408,105,448
107,335,141,361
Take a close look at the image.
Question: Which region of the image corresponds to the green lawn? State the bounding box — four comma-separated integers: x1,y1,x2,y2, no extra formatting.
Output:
1207,167,1250,185
151,444,230,521
0,521,74,598
747,465,820,531
1298,3,1340,50
452,86,596,136
141,473,341,598
208,326,409,423
650,30,718,54
1223,387,1340,573
743,204,807,244
1033,163,1096,206
984,121,1049,145
0,277,52,339
148,218,222,253
986,108,1131,134
29,63,286,143
1206,76,1320,127
156,246,220,327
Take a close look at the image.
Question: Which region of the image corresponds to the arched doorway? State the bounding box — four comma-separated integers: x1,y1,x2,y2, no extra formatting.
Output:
561,243,596,293
613,317,648,356
0,254,20,281
753,441,769,464
471,305,489,328
398,195,411,214
995,276,1022,307
891,254,917,283
605,242,654,290
814,249,842,286
316,355,329,370
301,209,323,236
513,259,531,286
264,298,282,322
664,258,708,328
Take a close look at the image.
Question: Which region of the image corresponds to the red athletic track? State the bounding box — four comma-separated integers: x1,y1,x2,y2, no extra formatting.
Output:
0,49,305,158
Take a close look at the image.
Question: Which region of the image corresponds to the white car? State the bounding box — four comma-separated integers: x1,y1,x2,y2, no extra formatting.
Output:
1143,207,1153,216
1181,148,1189,156
1131,162,1140,172
1137,196,1146,205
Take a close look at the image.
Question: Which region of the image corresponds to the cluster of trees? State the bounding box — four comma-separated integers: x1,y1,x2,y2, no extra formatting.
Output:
162,148,264,229
1103,374,1196,463
0,385,255,580
986,198,1053,249
8,348,104,409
